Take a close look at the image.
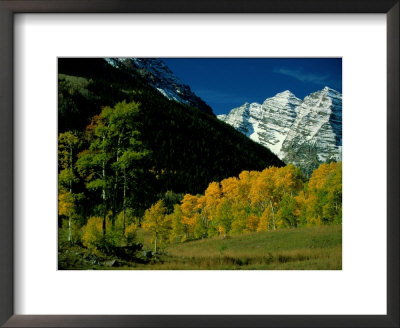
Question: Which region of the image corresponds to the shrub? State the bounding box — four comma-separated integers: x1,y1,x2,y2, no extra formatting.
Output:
82,217,104,249
124,223,137,245
60,219,83,244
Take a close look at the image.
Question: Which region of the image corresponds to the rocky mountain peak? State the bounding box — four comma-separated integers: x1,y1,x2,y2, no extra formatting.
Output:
105,58,213,115
218,87,342,176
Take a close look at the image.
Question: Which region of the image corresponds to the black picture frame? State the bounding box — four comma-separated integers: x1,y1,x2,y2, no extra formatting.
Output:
0,1,398,327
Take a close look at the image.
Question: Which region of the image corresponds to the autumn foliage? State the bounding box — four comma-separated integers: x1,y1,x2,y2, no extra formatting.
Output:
141,162,342,244
58,100,342,255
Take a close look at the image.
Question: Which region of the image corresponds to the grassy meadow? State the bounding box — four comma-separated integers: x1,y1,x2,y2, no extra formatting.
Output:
58,224,341,270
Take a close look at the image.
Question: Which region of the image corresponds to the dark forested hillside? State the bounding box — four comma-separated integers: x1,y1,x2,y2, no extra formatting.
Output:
58,58,284,220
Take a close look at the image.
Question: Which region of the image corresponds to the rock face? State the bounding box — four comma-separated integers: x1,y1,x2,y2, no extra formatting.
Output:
218,87,342,175
105,58,213,115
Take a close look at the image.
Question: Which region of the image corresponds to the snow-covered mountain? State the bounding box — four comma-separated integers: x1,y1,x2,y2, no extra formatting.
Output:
105,58,213,115
218,87,342,175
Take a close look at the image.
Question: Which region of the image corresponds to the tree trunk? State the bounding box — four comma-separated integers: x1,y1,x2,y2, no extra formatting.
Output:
68,212,72,243
102,158,107,238
123,168,126,235
269,199,276,230
112,135,121,226
68,186,73,244
68,144,73,244
154,233,158,254
102,215,106,238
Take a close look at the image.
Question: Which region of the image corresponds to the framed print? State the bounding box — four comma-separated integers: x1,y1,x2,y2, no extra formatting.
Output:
0,0,398,327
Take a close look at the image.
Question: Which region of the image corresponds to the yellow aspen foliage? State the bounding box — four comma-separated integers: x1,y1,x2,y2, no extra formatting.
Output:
201,182,222,225
169,204,185,242
308,163,332,190
214,198,233,235
205,181,222,201
229,202,248,235
294,191,306,217
249,176,270,214
237,170,259,201
180,194,200,238
304,193,322,225
257,206,273,232
142,200,170,253
124,223,137,244
305,161,342,224
196,195,207,223
142,162,341,245
246,214,259,232
220,177,239,201
181,194,199,216
218,226,226,236
181,213,198,236
58,191,75,217
196,195,206,212
274,164,298,194
82,217,105,249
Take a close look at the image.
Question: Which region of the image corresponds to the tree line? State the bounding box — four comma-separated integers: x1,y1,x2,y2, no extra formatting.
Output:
141,161,342,253
58,99,341,254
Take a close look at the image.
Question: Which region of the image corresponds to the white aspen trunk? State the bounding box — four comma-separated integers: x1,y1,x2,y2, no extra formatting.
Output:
270,199,276,230
123,168,126,234
68,212,72,243
68,183,73,243
68,144,73,244
102,156,106,237
112,134,121,223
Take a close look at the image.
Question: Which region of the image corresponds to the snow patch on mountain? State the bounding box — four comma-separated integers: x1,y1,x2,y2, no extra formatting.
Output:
217,90,302,156
218,87,342,175
105,58,212,114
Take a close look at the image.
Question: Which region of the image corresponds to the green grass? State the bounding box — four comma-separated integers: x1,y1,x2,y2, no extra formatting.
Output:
148,225,342,270
59,225,341,270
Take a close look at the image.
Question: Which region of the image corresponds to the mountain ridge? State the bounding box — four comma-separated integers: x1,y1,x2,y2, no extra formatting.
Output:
218,87,342,175
105,58,213,115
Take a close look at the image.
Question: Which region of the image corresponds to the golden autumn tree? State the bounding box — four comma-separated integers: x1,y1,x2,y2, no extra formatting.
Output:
301,161,342,225
168,204,185,243
220,177,239,202
194,195,208,239
220,176,248,235
246,214,260,232
257,206,274,231
180,194,200,240
143,162,341,245
249,167,278,230
276,193,298,228
142,200,170,254
274,164,303,197
226,171,258,234
199,182,222,235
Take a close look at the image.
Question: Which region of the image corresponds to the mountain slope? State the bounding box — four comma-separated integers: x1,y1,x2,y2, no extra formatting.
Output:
280,87,342,174
105,58,213,115
218,87,342,175
58,58,284,210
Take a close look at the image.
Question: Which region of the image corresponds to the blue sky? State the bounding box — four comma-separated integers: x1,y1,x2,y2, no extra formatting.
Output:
162,58,342,116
